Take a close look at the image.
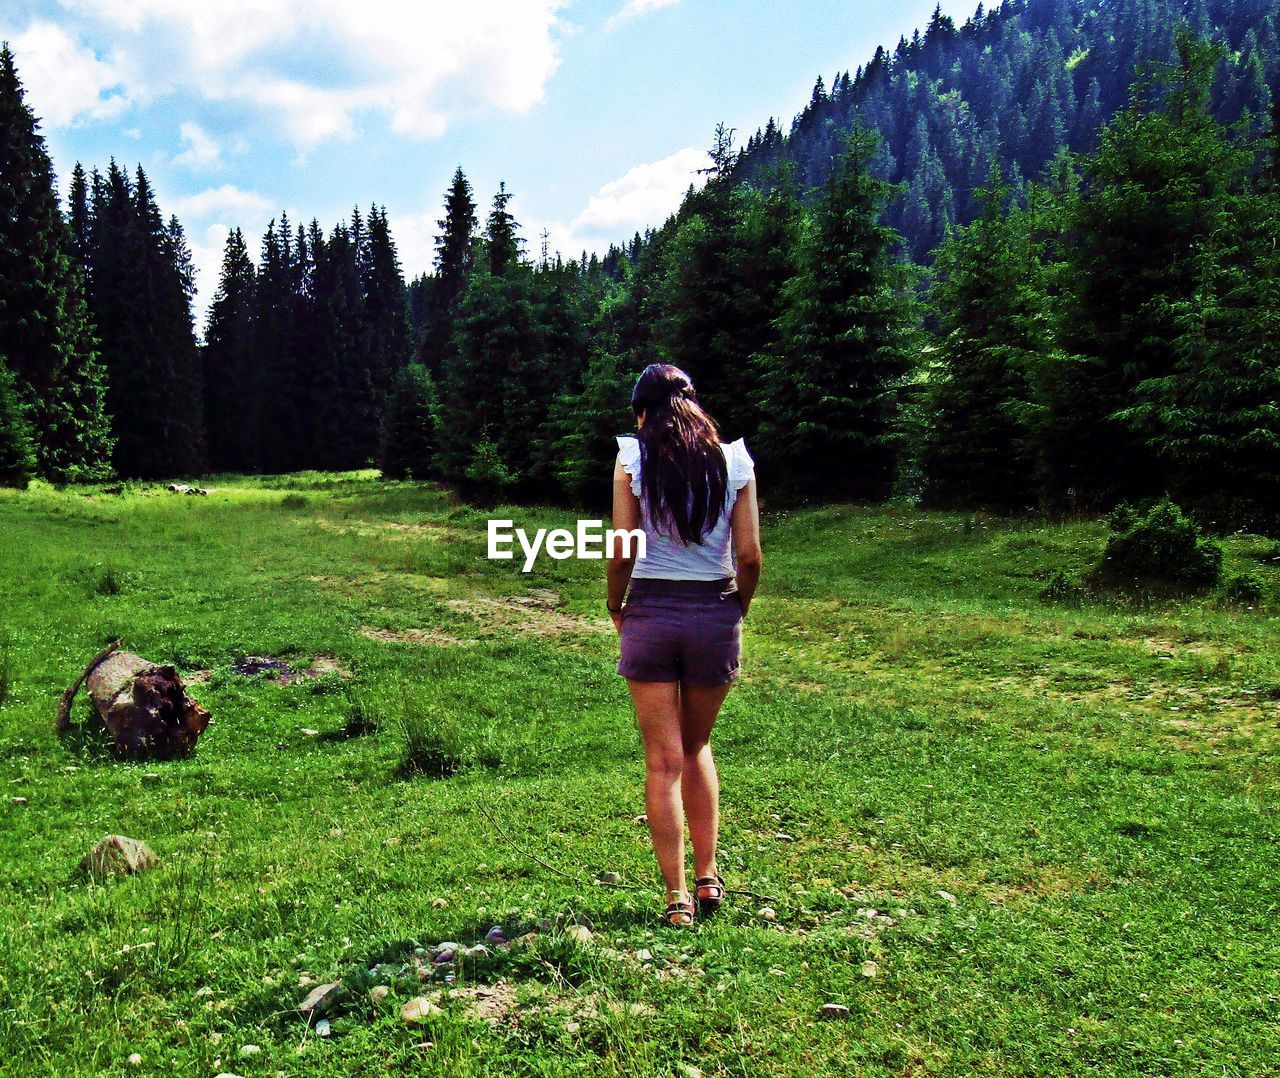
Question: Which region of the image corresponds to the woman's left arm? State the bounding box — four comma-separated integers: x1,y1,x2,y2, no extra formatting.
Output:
607,456,642,631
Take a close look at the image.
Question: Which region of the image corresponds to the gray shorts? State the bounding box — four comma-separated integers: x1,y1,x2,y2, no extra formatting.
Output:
617,577,743,686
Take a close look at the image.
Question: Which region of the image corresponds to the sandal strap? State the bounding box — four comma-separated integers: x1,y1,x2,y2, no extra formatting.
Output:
664,899,694,923
695,875,725,897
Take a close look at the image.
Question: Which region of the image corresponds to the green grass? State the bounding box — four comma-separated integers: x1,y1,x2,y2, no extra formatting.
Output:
0,473,1277,1076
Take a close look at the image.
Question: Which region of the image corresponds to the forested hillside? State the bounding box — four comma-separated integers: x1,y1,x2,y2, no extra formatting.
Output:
734,0,1278,260
1,0,1277,534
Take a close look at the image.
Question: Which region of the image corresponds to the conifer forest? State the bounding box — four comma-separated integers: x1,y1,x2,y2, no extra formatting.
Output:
2,0,1279,532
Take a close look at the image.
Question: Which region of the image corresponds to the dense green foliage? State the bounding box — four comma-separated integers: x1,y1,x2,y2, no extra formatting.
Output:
2,0,1278,530
1,477,1277,1072
1096,497,1225,590
0,355,35,488
379,364,438,481
0,44,113,483
734,0,1276,262
82,162,207,478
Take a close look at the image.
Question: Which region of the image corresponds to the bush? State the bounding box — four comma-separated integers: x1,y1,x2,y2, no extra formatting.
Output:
1223,573,1265,606
1040,568,1083,604
1095,497,1223,591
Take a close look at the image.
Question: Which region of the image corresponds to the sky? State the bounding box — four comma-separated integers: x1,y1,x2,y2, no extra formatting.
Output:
3,0,983,327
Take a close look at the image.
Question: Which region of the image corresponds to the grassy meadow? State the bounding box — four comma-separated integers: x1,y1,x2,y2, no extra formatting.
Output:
0,473,1277,1076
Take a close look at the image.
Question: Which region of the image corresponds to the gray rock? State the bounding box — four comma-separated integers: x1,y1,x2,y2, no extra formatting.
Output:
596,870,623,885
370,985,390,1004
564,925,592,944
298,982,344,1016
237,1044,261,1058
315,1018,331,1037
757,907,777,921
81,835,158,878
819,1003,851,1020
401,997,442,1024
12,797,28,806
484,926,507,944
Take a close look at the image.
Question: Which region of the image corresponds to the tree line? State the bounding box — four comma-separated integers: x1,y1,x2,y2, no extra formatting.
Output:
1,2,1278,534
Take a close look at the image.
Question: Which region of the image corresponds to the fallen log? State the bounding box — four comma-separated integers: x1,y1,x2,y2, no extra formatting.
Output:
57,644,210,759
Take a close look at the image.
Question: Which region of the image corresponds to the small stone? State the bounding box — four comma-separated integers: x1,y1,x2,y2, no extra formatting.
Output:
401,996,442,1024
141,773,161,784
370,985,390,1004
127,1054,142,1066
819,1003,851,1020
634,814,648,825
636,948,653,963
768,813,781,822
301,729,320,736
315,1018,331,1038
238,1044,261,1058
466,944,489,958
564,924,592,944
679,1066,703,1078
298,982,343,1016
937,890,957,904
596,870,623,886
431,950,454,964
860,960,878,978
757,907,777,921
565,1020,580,1034
11,797,28,806
775,832,795,842
431,897,448,909
484,926,507,944
328,827,343,838
81,835,158,878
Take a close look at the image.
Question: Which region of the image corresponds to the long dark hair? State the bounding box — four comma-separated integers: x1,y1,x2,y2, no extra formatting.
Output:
630,364,728,545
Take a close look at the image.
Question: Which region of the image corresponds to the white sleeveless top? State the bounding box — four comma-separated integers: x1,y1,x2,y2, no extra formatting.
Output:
616,435,755,581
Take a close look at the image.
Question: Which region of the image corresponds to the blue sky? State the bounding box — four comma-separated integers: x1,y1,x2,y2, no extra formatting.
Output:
3,0,981,324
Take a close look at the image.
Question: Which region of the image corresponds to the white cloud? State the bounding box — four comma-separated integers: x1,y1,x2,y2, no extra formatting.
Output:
3,21,139,127
605,0,682,31
38,0,570,153
169,184,272,221
172,121,222,168
571,146,709,233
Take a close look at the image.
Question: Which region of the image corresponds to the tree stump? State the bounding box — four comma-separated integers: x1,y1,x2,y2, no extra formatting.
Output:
57,644,210,759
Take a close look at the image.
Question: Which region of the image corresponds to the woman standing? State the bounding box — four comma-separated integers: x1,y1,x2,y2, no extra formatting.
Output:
606,364,763,927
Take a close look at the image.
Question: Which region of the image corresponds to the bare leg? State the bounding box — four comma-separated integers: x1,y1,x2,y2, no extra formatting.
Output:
628,678,688,904
680,681,733,892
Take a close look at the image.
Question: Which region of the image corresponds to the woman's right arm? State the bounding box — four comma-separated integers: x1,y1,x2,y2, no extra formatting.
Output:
730,477,763,617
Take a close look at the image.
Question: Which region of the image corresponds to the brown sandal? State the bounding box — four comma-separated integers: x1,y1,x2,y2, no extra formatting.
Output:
695,874,726,916
663,894,694,927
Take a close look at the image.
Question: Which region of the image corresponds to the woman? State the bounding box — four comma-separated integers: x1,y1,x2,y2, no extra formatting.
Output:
606,364,763,927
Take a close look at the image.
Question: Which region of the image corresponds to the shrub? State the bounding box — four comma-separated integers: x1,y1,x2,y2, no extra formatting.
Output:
1040,568,1083,604
1095,497,1223,591
1223,573,1265,606
279,493,310,510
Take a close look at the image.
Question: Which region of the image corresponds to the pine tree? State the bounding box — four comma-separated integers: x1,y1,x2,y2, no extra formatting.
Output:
202,227,257,471
920,165,1048,510
0,354,36,488
362,205,412,421
86,164,206,477
380,363,437,480
422,167,477,377
1042,28,1249,508
754,125,918,502
485,182,523,277
0,44,113,481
